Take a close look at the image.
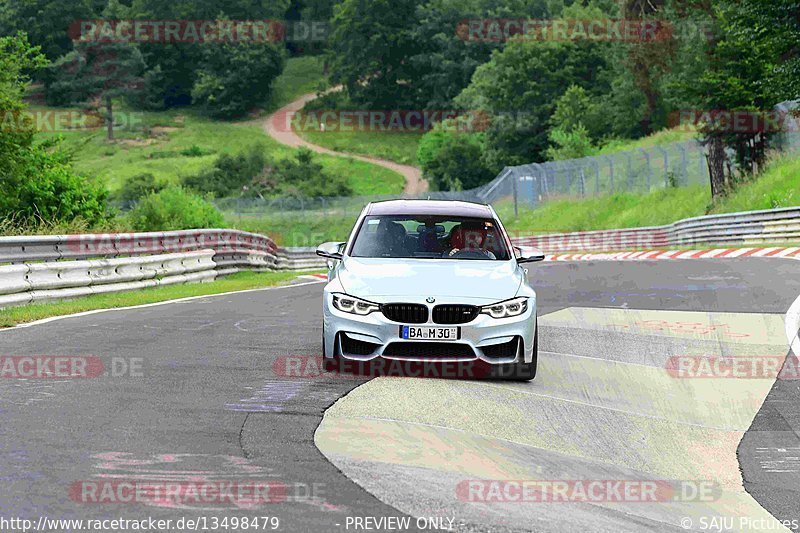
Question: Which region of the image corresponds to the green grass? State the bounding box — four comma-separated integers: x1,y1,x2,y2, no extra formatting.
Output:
230,212,359,247
301,127,422,166
261,55,327,114
596,127,697,155
498,186,711,234
235,153,800,245
37,106,403,196
497,153,800,234
29,55,404,196
0,271,309,328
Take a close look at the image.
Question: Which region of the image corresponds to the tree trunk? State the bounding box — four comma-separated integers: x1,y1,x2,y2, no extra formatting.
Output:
105,96,114,141
707,135,727,199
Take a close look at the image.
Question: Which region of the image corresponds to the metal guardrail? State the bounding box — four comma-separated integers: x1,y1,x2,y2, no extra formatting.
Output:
0,250,218,308
512,206,800,252
0,230,326,309
2,205,797,308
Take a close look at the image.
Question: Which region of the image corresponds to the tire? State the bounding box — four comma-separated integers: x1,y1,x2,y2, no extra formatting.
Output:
494,320,538,381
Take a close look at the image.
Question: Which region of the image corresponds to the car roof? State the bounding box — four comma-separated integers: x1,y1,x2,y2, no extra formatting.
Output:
366,200,493,218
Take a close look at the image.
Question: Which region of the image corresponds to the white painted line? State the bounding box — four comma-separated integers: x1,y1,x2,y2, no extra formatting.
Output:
1,279,326,333
787,293,800,356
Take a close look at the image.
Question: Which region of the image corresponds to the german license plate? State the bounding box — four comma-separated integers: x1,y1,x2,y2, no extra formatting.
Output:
400,326,460,341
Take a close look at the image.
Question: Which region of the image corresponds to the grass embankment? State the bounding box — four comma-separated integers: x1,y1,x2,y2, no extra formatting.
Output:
300,126,422,166
33,57,404,196
500,154,800,234
0,271,313,328
232,153,800,245
262,55,327,114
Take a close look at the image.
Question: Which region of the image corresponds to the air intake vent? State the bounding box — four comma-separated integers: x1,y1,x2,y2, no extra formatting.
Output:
382,304,428,324
383,342,476,359
433,304,479,325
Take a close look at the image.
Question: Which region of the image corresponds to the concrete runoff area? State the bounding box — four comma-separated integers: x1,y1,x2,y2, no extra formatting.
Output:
316,307,791,532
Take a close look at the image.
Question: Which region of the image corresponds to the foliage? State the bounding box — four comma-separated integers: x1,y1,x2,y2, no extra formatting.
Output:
253,148,352,197
184,144,268,198
0,0,98,60
1,139,111,225
545,125,595,161
328,0,421,109
0,33,110,226
45,41,146,139
191,42,286,119
115,172,165,203
127,186,224,231
417,125,494,191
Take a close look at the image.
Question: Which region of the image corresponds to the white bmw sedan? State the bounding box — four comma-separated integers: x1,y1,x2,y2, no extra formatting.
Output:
316,200,544,381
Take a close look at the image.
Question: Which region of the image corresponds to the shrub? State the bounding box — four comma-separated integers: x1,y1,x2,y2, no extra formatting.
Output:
417,127,495,191
127,187,224,231
0,139,111,226
115,173,164,204
545,125,596,161
253,148,352,198
191,42,285,119
183,144,267,197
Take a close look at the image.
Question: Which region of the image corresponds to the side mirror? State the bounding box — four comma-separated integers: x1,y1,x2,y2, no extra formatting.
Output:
316,241,345,261
514,246,546,264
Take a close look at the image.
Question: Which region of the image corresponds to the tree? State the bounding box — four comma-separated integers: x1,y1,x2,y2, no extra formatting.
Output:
0,33,110,225
126,0,290,109
0,0,98,60
191,41,286,119
46,42,145,140
328,0,421,108
455,3,613,168
673,0,800,199
618,0,676,135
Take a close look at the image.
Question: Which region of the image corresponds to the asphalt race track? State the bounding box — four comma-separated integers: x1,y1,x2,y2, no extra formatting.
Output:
0,258,798,532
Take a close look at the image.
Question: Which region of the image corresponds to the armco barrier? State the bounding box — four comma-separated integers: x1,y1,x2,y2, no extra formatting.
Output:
0,229,324,309
513,206,800,252
0,250,217,309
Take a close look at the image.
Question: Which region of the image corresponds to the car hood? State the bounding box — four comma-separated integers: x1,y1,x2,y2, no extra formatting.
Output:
338,258,523,303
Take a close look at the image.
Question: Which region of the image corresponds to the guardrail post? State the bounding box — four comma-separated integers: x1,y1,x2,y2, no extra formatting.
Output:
640,148,652,192
655,146,669,187
512,171,519,217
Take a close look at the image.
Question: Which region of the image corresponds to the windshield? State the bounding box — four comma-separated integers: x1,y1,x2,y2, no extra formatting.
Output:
350,215,511,260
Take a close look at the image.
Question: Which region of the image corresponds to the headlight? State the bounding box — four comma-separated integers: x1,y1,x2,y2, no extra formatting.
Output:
480,297,528,319
332,293,380,316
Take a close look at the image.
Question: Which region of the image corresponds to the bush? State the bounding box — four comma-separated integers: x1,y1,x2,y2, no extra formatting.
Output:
0,139,111,226
191,42,285,119
545,125,596,161
417,127,495,191
184,145,267,197
253,148,352,198
127,187,224,231
115,173,165,204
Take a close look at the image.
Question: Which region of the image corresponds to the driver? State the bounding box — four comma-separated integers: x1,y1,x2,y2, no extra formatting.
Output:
448,221,497,258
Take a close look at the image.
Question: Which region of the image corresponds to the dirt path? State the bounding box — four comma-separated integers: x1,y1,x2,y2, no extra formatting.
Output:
264,92,428,195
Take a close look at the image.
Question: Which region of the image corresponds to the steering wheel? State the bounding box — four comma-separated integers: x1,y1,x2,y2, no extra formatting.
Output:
449,249,494,260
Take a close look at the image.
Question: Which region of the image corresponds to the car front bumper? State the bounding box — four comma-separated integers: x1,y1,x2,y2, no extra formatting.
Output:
322,293,536,365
